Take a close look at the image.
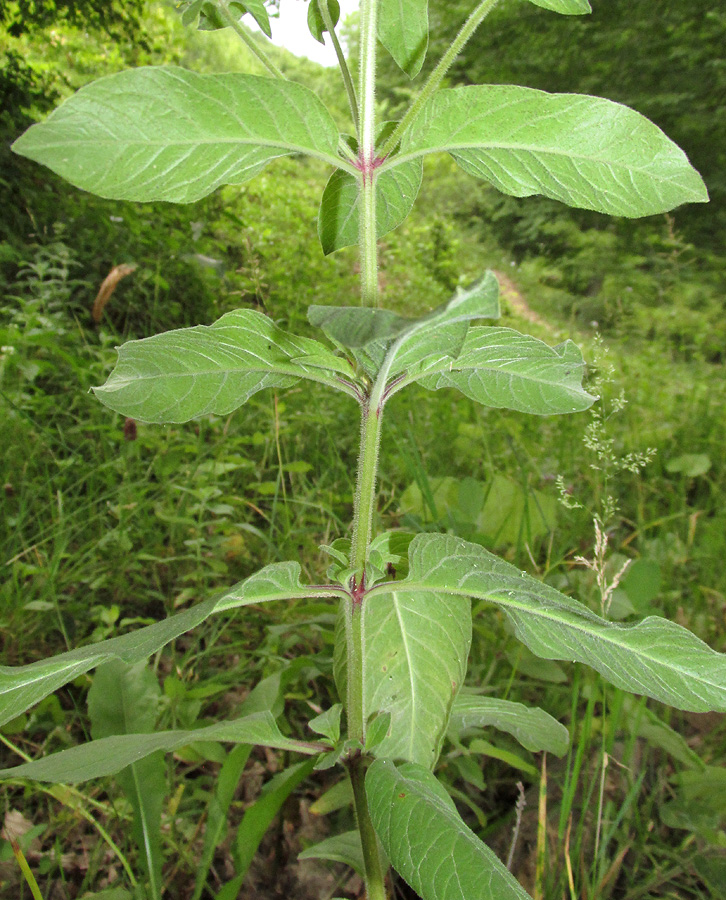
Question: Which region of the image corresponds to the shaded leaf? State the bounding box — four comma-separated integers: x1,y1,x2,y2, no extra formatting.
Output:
298,830,364,875
394,85,708,217
0,712,320,783
177,1,272,36
93,309,359,424
318,158,423,254
411,327,596,415
449,694,569,756
13,67,343,203
378,0,429,78
367,760,531,900
308,0,341,43
89,661,165,894
368,534,726,713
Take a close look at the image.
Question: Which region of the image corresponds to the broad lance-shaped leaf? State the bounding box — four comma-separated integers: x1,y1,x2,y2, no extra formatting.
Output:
0,712,322,783
367,534,726,713
392,85,708,217
318,159,423,254
365,591,472,768
449,694,569,756
378,0,429,78
0,561,343,728
367,760,531,900
526,0,591,14
308,272,500,379
12,67,345,203
407,327,596,416
93,309,360,424
298,831,364,876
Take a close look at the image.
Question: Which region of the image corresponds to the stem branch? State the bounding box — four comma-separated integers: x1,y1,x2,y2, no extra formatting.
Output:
380,0,503,158
218,5,286,80
319,0,360,134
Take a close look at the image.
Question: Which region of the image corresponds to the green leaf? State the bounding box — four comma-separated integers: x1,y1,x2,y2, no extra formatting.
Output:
365,590,471,768
177,1,272,36
0,597,218,730
411,328,596,415
308,0,341,43
394,85,708,217
525,0,591,14
318,159,423,254
0,712,320,783
93,309,359,424
0,563,341,729
12,67,344,203
449,694,569,756
366,760,531,900
309,704,343,743
89,661,165,895
378,0,429,78
309,273,500,379
368,534,726,713
666,453,711,477
298,830,364,875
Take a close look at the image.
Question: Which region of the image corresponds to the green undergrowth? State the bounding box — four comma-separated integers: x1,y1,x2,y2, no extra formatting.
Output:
1,6,725,898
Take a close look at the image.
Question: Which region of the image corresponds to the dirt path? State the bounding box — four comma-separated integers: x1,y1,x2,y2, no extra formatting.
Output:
492,269,554,334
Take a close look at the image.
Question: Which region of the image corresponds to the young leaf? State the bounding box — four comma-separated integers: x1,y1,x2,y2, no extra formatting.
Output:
89,661,165,895
448,694,569,756
177,1,272,36
308,0,341,43
318,159,423,254
298,830,365,876
0,712,321,783
0,563,342,728
12,67,346,203
365,590,472,768
407,327,597,415
393,85,708,217
368,534,726,713
525,0,591,14
366,760,532,900
93,309,360,424
309,273,500,379
378,0,429,78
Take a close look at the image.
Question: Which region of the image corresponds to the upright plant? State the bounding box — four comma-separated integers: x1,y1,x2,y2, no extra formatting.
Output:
2,2,721,898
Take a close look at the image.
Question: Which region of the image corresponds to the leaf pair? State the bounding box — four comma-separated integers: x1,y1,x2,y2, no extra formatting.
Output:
12,68,707,248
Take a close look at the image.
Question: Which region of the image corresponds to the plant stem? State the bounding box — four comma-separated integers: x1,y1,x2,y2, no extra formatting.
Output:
358,0,379,307
380,0,503,159
218,5,286,80
319,0,360,135
348,755,388,900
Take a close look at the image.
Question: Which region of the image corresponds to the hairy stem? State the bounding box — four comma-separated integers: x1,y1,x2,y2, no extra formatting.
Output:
218,5,286,80
319,0,360,134
348,755,388,900
379,0,503,158
358,0,379,307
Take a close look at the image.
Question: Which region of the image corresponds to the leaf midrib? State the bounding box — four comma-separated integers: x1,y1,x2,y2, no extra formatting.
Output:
368,580,724,698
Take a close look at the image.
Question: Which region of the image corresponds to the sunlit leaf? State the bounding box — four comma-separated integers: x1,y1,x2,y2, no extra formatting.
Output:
378,0,429,78
367,534,726,713
13,67,344,202
0,712,320,783
0,563,342,728
403,327,594,414
93,309,360,424
367,760,531,900
449,694,569,755
393,85,708,216
525,0,591,14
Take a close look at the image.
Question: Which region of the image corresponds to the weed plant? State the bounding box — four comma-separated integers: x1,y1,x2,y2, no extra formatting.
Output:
1,2,725,899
